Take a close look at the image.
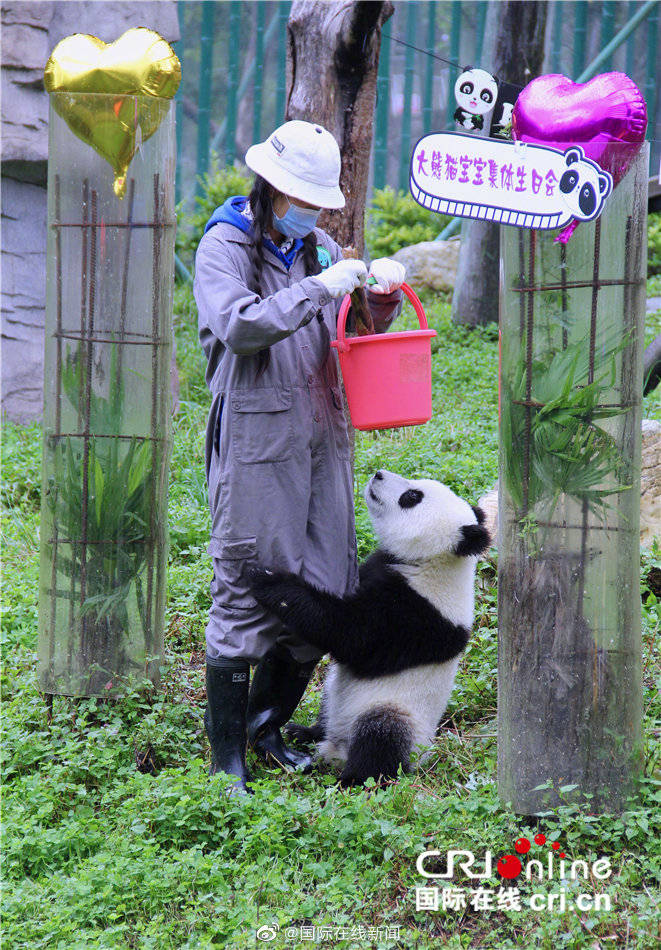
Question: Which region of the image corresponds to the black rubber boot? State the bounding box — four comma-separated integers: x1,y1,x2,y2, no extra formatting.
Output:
204,656,252,794
246,642,316,773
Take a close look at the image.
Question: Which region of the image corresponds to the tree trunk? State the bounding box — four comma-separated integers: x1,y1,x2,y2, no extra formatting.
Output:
451,1,548,327
285,0,394,255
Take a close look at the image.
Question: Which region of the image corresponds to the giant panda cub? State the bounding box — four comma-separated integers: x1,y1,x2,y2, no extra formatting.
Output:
251,470,491,786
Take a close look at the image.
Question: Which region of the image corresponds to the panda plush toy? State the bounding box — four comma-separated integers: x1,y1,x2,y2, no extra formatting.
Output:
453,66,521,139
453,67,498,131
250,470,491,786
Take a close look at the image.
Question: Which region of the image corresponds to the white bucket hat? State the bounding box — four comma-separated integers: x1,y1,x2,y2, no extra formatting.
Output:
245,120,345,210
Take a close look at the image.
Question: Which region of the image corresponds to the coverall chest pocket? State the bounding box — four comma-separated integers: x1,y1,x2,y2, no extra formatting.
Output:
230,388,294,464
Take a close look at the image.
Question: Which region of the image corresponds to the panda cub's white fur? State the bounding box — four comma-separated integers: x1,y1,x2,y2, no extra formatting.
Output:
317,657,462,768
252,469,491,785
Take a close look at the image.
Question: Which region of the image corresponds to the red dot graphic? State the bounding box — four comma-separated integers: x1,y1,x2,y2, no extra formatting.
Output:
559,853,566,859
534,833,546,845
515,837,531,854
497,855,523,879
552,842,560,851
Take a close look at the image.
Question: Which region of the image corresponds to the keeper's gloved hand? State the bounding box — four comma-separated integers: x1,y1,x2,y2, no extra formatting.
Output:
314,259,368,298
367,258,406,294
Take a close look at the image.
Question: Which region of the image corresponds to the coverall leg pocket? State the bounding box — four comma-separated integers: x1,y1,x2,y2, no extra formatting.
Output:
207,536,259,610
205,536,277,663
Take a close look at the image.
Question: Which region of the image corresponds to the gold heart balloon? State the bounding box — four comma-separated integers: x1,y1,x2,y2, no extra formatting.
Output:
44,28,181,197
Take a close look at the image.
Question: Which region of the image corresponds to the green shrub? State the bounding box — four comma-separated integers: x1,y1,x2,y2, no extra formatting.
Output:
649,212,661,277
365,186,451,259
176,161,252,270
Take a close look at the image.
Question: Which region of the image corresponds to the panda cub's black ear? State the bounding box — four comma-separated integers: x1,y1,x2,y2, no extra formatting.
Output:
455,522,491,557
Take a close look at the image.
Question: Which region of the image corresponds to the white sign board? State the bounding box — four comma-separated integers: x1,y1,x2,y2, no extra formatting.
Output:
410,132,612,230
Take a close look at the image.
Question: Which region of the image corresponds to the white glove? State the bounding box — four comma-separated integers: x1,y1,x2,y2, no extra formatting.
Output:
314,259,368,298
367,258,406,294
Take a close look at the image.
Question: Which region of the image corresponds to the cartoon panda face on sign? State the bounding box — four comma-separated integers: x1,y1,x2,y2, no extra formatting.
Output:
454,68,498,117
559,147,612,221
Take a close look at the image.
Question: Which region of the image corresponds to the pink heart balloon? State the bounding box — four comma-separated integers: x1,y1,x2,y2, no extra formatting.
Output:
512,72,647,186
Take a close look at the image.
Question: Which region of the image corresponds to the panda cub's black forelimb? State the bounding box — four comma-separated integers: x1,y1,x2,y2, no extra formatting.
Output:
250,568,345,656
283,689,327,747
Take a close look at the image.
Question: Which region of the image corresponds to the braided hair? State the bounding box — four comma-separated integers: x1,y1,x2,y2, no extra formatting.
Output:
248,175,322,378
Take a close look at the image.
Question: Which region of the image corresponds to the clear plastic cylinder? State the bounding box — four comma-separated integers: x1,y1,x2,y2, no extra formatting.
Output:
38,94,175,697
498,144,648,813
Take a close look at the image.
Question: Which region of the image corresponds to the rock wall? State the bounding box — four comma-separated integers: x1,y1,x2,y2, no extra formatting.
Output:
640,419,661,548
1,1,179,423
391,239,459,294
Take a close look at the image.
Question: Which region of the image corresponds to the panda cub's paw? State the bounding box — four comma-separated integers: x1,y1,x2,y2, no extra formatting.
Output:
250,567,302,614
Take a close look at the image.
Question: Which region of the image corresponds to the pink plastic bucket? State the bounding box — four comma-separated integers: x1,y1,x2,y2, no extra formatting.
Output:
331,282,437,431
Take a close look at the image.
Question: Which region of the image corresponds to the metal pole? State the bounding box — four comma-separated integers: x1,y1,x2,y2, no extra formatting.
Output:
446,0,461,129
436,217,462,241
253,1,265,144
174,1,185,205
625,0,636,77
646,1,659,142
195,0,215,197
423,1,436,133
399,1,417,192
552,0,563,73
175,253,193,284
276,0,289,123
576,0,659,82
374,28,391,190
225,1,241,166
474,0,488,64
599,0,616,72
573,0,588,78
210,6,282,155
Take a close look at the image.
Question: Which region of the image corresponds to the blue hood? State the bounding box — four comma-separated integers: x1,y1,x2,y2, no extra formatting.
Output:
204,195,252,235
204,195,305,270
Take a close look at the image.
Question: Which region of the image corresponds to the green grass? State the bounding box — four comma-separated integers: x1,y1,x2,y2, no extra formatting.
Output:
1,284,659,949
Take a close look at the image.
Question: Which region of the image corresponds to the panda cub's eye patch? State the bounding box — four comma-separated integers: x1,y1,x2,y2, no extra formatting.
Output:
460,81,474,95
560,169,579,193
480,89,493,103
398,489,424,509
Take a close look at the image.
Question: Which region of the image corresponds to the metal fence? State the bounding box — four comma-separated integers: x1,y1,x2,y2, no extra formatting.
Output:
173,0,660,209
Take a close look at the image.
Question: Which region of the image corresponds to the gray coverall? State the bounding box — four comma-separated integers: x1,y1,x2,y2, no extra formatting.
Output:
194,221,401,666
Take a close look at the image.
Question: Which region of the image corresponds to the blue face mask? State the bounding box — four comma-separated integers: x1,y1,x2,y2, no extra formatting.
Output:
272,197,321,239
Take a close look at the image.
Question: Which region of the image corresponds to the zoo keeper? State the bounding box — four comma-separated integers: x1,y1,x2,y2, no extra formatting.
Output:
194,120,406,792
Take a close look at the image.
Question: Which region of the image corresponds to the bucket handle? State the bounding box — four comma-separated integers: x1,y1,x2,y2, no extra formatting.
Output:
335,282,428,353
